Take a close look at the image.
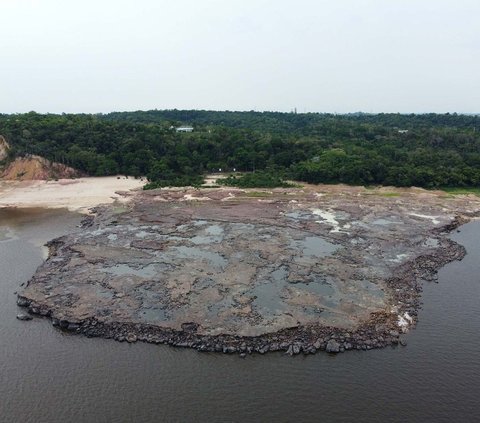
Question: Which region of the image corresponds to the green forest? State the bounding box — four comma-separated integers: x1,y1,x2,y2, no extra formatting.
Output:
1,110,479,189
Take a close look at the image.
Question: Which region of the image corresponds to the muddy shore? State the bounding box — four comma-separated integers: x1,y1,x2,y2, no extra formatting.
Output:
17,185,480,355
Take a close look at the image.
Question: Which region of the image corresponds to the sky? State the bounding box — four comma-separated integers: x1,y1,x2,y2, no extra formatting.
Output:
1,0,479,114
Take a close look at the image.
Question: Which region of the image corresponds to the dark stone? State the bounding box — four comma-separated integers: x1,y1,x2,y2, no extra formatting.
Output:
67,323,80,331
258,345,269,354
326,339,340,353
16,313,32,321
126,334,137,343
17,297,29,307
181,322,199,333
270,343,279,351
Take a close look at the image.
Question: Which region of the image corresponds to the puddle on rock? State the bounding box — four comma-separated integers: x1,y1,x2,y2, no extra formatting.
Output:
170,246,227,269
190,224,225,245
291,236,339,258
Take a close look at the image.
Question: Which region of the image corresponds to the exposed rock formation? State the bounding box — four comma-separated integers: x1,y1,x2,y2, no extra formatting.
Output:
17,186,480,355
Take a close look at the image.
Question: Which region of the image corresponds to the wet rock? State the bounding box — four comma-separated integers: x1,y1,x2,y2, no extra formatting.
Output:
270,343,279,351
181,322,199,333
16,313,32,321
326,339,341,353
126,334,137,343
257,345,269,354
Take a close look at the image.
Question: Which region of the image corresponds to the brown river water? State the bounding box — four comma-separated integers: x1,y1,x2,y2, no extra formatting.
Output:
0,208,479,422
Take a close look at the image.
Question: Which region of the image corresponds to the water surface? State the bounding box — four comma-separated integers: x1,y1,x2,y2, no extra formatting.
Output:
1,209,479,422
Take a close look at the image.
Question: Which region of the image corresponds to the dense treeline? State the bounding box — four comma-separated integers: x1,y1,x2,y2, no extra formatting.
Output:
0,110,479,188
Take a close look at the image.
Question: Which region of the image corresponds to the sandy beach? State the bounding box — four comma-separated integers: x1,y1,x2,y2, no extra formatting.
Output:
0,176,145,213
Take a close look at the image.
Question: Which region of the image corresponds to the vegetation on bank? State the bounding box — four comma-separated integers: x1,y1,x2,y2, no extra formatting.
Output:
143,174,204,190
0,110,479,189
217,171,295,188
440,187,480,197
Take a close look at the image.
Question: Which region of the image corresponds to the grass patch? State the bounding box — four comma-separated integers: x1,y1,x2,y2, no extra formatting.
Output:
362,191,400,197
440,187,480,197
217,171,295,189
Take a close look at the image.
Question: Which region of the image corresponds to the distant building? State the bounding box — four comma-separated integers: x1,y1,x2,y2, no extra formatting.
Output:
176,126,194,133
398,129,409,134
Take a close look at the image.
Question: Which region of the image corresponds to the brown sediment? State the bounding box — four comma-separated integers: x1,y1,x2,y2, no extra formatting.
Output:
17,185,480,355
1,155,80,180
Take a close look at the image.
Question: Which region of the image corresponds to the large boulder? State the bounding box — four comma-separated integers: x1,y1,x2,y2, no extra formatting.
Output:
326,339,341,353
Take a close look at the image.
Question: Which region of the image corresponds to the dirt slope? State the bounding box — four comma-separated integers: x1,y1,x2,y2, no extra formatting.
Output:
1,155,80,180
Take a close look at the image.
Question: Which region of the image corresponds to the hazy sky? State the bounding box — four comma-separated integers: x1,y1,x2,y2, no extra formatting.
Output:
1,0,479,114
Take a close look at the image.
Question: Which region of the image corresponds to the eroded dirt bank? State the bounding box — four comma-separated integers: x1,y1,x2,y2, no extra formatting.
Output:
17,185,480,355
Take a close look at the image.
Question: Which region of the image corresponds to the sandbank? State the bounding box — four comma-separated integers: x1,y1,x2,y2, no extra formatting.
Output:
0,176,145,213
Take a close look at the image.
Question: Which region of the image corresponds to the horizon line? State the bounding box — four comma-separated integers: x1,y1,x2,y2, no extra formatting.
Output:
1,109,479,117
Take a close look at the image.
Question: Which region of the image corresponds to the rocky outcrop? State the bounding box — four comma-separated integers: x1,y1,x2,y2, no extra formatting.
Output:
16,186,480,355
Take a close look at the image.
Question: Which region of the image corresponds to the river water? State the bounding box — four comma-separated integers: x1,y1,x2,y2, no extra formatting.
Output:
0,209,479,423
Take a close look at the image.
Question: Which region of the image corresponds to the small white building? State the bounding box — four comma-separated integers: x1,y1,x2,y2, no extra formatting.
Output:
176,126,194,133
